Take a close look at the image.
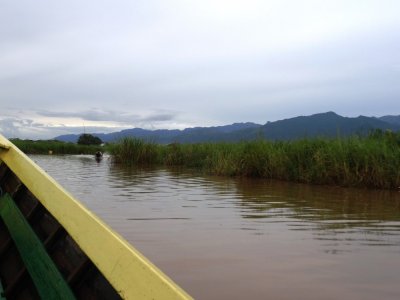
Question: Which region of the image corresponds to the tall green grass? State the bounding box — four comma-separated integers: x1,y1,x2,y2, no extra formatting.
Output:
11,139,103,155
109,130,400,189
108,137,159,165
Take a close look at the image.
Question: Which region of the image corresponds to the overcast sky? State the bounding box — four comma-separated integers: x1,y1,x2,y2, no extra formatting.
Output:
1,0,399,139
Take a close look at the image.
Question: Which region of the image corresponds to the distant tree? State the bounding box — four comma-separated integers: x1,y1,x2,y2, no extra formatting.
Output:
77,134,102,145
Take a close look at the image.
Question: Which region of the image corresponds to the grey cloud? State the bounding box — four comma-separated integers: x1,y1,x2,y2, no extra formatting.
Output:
1,107,181,140
1,1,399,140
37,109,140,123
0,116,129,140
37,109,177,124
0,118,22,138
141,113,176,122
0,117,48,139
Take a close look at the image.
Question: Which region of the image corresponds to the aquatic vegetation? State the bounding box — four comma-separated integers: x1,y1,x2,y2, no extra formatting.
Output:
109,131,400,189
12,130,400,189
10,139,103,155
108,137,159,165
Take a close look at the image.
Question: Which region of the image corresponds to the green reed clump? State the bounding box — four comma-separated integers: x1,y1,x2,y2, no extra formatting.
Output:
236,140,274,177
163,143,233,170
11,139,102,155
109,137,160,165
110,131,400,189
203,143,240,176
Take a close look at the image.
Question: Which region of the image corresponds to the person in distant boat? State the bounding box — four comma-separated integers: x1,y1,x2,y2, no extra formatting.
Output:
95,151,103,161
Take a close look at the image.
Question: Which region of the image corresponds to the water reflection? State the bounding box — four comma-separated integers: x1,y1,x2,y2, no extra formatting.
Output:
31,155,400,300
32,155,400,250
232,178,400,252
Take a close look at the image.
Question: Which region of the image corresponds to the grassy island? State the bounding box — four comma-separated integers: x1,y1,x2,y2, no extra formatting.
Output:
109,130,400,189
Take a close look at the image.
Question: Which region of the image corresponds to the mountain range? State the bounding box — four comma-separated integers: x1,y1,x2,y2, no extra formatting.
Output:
55,112,400,143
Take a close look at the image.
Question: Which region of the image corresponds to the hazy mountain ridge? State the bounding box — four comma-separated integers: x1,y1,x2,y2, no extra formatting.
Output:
258,112,398,140
379,115,400,125
54,112,400,143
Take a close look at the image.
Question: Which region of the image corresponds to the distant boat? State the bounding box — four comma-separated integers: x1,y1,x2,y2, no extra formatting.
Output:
95,151,103,161
0,134,192,300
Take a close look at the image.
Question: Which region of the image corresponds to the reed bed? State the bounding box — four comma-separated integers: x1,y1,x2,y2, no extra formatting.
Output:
11,139,103,155
108,137,159,165
109,131,400,189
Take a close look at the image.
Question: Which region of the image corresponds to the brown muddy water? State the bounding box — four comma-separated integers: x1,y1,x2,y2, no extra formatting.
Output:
31,154,400,300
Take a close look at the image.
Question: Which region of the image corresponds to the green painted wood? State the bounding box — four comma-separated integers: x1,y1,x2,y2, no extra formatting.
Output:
0,193,76,300
0,279,6,300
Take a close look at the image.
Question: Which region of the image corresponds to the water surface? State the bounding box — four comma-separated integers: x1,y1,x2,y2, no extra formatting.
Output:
31,154,400,300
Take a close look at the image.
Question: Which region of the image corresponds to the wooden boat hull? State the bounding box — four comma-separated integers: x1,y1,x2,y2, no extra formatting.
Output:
0,163,121,299
0,135,192,300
